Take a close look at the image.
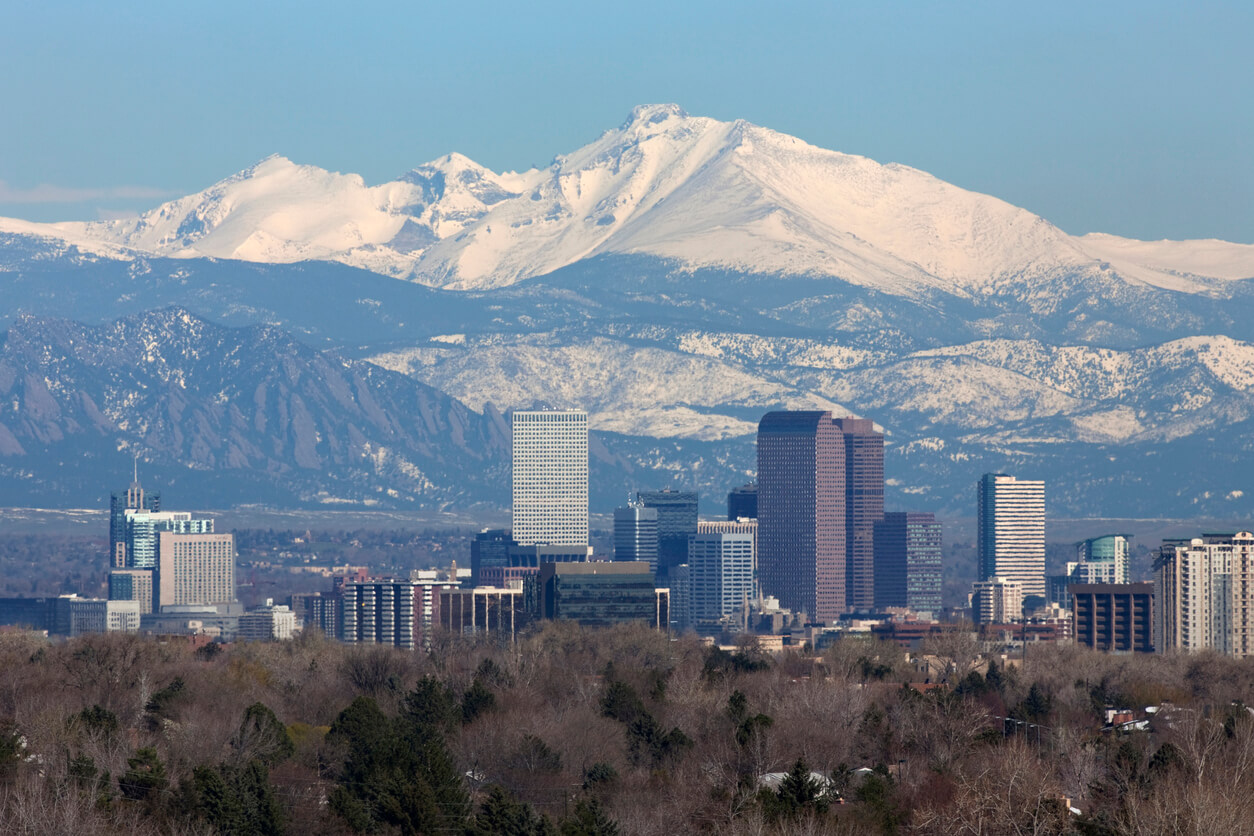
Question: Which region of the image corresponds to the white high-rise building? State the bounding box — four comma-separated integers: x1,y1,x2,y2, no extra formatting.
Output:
511,410,588,546
1155,532,1254,656
971,577,1024,625
977,473,1045,599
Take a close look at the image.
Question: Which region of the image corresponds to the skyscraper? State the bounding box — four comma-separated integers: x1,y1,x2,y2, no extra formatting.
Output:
511,410,588,546
614,503,659,574
757,411,845,622
108,568,155,614
833,417,884,611
123,510,214,569
637,489,698,579
1155,532,1254,656
977,473,1045,600
109,465,160,568
873,512,942,613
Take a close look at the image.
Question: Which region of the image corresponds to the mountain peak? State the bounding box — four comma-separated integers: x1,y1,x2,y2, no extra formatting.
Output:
622,103,689,129
6,106,1251,294
238,154,298,178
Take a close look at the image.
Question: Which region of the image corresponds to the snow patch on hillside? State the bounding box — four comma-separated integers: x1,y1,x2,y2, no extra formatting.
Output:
367,333,848,440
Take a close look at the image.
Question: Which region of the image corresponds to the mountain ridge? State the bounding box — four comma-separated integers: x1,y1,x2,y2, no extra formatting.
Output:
1,105,1250,297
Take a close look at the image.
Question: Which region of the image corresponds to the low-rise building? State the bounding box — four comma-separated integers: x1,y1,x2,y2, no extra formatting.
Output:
1071,583,1153,653
526,562,669,629
239,601,297,642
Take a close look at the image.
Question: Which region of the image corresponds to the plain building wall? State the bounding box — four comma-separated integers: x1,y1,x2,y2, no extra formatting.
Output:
157,532,236,609
757,411,845,621
977,474,1045,600
511,410,588,546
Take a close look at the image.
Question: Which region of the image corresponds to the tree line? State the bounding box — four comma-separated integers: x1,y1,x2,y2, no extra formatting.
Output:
4,623,1254,833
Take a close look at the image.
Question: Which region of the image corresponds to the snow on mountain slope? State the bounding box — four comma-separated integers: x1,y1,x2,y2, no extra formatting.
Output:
1078,233,1254,286
913,335,1254,401
60,156,415,262
6,105,1250,296
366,334,849,440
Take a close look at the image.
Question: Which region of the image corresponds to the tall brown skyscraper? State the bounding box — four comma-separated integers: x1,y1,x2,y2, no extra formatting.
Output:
833,417,884,611
757,411,845,621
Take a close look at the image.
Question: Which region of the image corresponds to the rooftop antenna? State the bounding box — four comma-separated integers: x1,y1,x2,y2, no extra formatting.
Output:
133,454,139,484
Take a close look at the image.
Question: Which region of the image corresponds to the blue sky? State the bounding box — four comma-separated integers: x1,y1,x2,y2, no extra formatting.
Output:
1,1,1250,242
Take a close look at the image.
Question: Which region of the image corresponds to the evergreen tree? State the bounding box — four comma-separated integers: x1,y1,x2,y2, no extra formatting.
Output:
776,758,826,816
232,702,295,766
326,689,470,835
119,747,167,802
560,797,620,836
472,785,555,836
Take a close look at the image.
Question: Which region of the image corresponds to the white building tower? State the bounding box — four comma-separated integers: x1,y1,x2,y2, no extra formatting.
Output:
511,410,589,546
977,473,1046,600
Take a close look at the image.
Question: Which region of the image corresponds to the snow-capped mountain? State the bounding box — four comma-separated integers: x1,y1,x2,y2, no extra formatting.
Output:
2,105,1254,517
5,105,1252,296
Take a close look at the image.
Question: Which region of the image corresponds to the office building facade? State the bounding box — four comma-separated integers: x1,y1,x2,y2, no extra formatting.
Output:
977,473,1046,600
511,410,588,546
471,529,516,587
637,489,698,579
156,532,236,610
614,503,659,574
1069,535,1131,585
526,562,668,629
757,411,845,622
833,418,884,611
340,580,420,649
239,603,297,642
123,511,214,570
437,587,526,641
108,568,155,615
110,475,160,568
687,532,754,630
873,512,942,613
